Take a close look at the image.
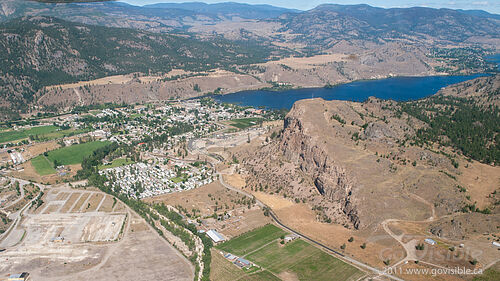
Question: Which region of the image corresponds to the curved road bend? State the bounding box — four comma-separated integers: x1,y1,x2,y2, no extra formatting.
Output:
217,173,404,281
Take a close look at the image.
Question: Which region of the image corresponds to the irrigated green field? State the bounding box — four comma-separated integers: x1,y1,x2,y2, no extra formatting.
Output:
31,155,57,175
228,118,263,130
0,125,88,143
247,239,364,281
30,141,112,175
47,141,111,166
217,224,286,256
216,224,364,281
0,125,58,143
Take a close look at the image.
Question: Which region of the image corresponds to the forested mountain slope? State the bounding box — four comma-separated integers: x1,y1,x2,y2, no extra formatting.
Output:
0,16,280,118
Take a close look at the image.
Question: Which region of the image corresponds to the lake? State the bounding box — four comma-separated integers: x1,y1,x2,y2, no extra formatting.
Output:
214,74,486,110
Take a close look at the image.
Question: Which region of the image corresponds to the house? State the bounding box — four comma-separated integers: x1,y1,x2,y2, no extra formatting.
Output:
8,272,29,281
224,253,238,262
425,238,437,245
206,230,225,243
492,241,500,248
234,257,251,268
284,234,299,243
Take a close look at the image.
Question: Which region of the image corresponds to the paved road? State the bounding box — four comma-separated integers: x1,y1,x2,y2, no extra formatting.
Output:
0,177,46,247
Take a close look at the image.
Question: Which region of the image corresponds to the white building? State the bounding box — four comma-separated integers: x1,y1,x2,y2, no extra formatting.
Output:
206,230,225,243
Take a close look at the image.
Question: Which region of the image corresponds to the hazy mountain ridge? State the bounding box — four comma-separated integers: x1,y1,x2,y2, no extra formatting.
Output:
276,4,500,49
144,2,299,19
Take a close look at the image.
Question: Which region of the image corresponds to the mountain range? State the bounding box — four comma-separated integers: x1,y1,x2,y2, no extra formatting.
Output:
0,0,499,119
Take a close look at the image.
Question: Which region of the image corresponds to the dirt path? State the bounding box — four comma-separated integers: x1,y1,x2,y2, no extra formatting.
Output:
73,88,84,106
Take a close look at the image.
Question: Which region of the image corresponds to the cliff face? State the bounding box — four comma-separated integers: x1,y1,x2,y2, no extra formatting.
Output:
241,91,496,230
280,111,360,228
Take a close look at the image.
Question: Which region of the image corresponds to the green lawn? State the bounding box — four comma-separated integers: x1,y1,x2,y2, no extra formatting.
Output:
217,224,286,256
47,141,111,166
217,224,364,281
0,126,88,143
246,239,364,281
39,128,89,140
31,155,57,175
474,267,500,281
244,270,281,281
98,158,135,170
229,118,263,130
0,125,58,143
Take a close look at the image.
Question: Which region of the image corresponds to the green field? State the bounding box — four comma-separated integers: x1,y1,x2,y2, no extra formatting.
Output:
31,155,57,175
47,141,111,166
474,267,500,281
216,224,364,281
228,118,263,130
217,224,286,256
38,128,89,140
98,158,135,170
247,239,364,281
31,141,112,175
0,125,58,143
0,125,88,143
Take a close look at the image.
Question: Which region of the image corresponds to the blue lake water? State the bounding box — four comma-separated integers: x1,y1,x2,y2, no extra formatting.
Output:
214,74,486,110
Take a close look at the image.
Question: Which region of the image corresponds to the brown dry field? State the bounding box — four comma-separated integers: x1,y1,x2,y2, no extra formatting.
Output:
86,193,104,212
45,69,192,90
113,201,127,213
250,191,405,268
213,207,271,238
98,195,116,212
22,141,60,160
59,192,81,213
10,162,81,185
457,160,500,209
143,181,250,217
210,248,271,281
42,203,62,214
70,192,90,213
46,74,135,90
387,220,490,271
55,191,70,201
223,173,246,189
396,262,467,281
262,53,348,70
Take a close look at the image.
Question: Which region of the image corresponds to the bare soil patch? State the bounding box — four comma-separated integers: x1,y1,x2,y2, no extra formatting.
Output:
59,192,81,213
85,193,104,212
144,181,250,218
458,160,500,209
70,192,90,213
98,195,116,213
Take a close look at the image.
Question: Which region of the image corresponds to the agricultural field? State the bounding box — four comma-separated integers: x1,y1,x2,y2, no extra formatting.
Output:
98,158,135,170
0,125,88,144
46,141,111,166
37,128,89,140
216,224,364,281
29,141,111,175
31,155,57,175
247,239,364,281
217,224,286,256
210,249,279,281
0,125,58,143
228,118,263,130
